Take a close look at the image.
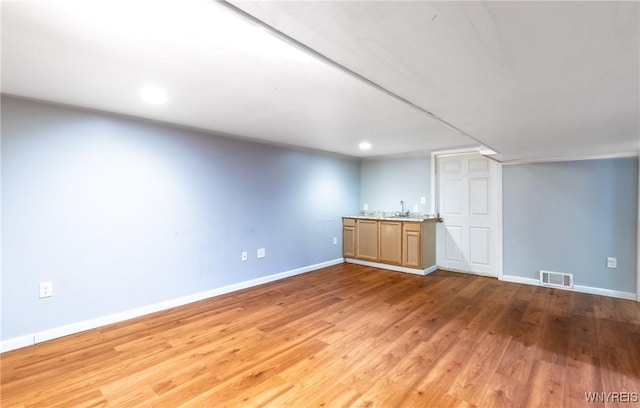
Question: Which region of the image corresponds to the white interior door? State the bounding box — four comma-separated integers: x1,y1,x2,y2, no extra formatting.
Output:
437,153,500,277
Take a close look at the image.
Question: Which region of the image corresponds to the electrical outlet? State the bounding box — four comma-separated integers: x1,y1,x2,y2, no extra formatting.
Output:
241,251,248,261
420,196,426,204
606,257,617,268
413,205,419,212
39,281,53,298
333,237,337,245
257,248,266,259
363,203,368,211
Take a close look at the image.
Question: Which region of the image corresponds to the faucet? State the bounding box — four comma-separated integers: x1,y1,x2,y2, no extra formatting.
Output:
400,200,406,216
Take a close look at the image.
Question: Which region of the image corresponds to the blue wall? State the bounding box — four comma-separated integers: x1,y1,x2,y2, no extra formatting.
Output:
360,155,431,214
361,154,639,295
503,158,638,292
2,95,637,344
1,96,360,340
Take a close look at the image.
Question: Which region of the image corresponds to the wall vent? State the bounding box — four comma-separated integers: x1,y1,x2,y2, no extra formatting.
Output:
539,270,573,289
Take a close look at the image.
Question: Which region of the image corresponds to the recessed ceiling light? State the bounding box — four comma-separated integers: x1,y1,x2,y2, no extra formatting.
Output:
140,86,168,104
359,142,372,150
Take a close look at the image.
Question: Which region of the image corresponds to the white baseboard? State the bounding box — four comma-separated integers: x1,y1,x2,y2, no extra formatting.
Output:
6,262,631,353
573,285,637,301
1,258,344,353
424,265,438,275
345,258,436,276
500,275,637,301
1,335,35,352
437,266,497,278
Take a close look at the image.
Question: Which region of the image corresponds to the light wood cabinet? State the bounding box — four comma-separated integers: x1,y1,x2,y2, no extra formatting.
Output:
402,221,436,268
356,219,379,261
402,223,423,268
343,217,436,270
343,218,356,258
379,221,402,265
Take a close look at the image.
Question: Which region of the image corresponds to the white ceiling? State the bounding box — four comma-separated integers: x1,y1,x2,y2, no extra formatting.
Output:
2,0,638,161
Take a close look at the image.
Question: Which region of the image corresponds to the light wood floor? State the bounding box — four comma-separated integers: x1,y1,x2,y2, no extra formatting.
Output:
2,264,640,407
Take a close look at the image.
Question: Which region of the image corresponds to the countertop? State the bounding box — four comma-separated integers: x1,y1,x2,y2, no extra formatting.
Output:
343,213,438,222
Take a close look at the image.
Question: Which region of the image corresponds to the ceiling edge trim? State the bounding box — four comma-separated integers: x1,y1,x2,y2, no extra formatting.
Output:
501,151,639,166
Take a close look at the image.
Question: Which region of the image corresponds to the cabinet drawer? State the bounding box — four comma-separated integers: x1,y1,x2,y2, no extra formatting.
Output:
343,218,356,227
403,222,422,232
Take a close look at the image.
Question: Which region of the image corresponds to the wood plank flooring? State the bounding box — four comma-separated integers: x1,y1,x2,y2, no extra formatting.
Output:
2,264,640,407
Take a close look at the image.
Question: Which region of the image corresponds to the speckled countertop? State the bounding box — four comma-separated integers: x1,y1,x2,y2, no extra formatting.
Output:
343,212,438,222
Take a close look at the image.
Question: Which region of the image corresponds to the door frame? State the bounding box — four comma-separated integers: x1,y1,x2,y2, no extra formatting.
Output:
430,148,503,280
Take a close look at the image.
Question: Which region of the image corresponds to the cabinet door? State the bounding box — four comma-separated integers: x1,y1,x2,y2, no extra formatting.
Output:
343,220,356,258
356,219,379,261
403,223,422,268
379,221,402,265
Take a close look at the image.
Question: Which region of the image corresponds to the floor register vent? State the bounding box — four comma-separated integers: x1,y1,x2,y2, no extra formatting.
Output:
539,270,573,289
